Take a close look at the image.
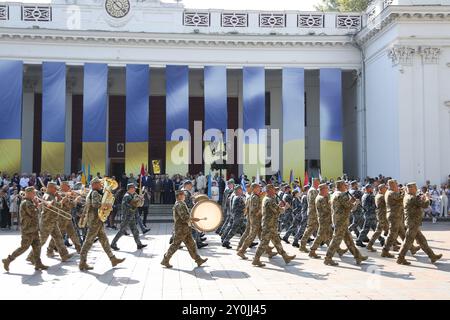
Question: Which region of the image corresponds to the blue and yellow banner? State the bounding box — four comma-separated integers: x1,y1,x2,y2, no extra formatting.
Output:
82,63,108,176
320,68,343,180
204,66,227,170
166,65,189,175
41,62,66,175
282,68,305,182
126,64,149,175
243,67,265,178
0,60,23,174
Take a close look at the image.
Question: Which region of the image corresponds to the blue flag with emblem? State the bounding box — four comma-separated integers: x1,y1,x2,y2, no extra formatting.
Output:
207,172,212,198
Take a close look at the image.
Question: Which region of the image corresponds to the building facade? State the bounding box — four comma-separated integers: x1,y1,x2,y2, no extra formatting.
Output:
0,0,448,184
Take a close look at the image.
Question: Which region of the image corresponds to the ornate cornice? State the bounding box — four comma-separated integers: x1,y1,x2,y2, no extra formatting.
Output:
0,28,355,48
357,6,450,46
387,45,416,66
420,47,441,64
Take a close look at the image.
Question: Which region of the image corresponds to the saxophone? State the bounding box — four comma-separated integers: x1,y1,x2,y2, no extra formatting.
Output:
98,178,119,223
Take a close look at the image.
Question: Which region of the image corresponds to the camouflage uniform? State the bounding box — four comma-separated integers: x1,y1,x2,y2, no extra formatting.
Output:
184,188,202,245
216,188,233,234
325,191,366,264
310,194,333,251
48,196,81,254
292,193,308,246
79,190,117,265
162,200,202,264
111,192,144,247
283,196,302,240
252,195,295,265
382,190,406,253
397,194,441,264
281,192,294,231
222,194,246,246
299,188,319,250
27,192,70,261
357,192,383,244
237,193,252,249
366,193,389,249
348,189,364,237
2,199,46,270
220,193,236,239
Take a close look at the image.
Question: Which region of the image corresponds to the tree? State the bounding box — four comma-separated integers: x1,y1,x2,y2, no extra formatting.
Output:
315,0,370,12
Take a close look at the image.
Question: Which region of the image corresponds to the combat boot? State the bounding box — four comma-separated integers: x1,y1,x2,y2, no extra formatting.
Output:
299,245,310,253
366,244,376,252
393,245,400,252
160,257,173,268
79,259,94,271
355,255,368,265
355,241,366,248
308,250,320,259
381,249,395,258
282,236,290,244
111,244,120,251
283,254,296,264
252,259,265,267
237,251,248,260
292,241,299,248
430,254,443,264
396,257,411,265
137,244,147,250
2,256,13,272
196,258,208,267
110,256,125,267
249,242,258,248
34,260,49,271
61,253,74,262
324,258,338,266
410,245,421,255
379,237,385,247
268,251,278,259
337,248,348,257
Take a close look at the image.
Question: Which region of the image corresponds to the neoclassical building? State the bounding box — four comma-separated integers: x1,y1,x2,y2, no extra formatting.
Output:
0,0,449,185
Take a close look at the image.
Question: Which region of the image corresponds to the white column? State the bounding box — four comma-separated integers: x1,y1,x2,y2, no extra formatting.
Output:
64,92,72,175
237,72,243,176
21,91,34,174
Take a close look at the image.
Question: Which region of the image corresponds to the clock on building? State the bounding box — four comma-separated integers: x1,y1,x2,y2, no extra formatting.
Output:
105,0,130,19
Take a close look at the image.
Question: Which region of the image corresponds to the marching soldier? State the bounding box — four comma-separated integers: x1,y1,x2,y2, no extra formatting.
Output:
308,184,347,259
366,184,388,252
222,185,246,249
111,183,147,251
348,181,364,238
282,190,302,244
281,185,294,232
237,183,277,260
27,182,73,263
216,179,234,235
356,184,384,248
299,178,320,252
252,185,296,267
324,180,368,266
47,181,82,255
161,190,208,268
292,184,310,248
79,178,125,271
237,184,255,251
396,183,442,265
2,187,48,272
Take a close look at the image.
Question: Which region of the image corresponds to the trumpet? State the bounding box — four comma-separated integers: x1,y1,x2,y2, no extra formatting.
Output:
34,196,72,221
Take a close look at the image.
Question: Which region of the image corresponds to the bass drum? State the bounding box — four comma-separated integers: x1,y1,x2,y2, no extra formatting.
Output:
191,199,223,232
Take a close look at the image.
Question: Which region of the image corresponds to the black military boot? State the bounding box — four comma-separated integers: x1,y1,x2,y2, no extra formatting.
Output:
137,244,147,250
222,242,231,249
356,241,366,248
249,242,258,248
111,244,120,251
282,236,290,244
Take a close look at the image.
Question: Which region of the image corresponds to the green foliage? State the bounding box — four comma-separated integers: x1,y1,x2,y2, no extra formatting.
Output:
314,0,370,12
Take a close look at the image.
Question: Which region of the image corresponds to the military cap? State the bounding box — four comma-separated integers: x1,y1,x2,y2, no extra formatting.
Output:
60,181,69,186
378,183,386,189
175,190,185,197
234,185,242,191
250,182,260,189
406,182,417,188
183,180,192,186
364,184,373,189
90,177,101,185
284,184,291,189
350,180,358,185
127,183,136,190
318,183,328,190
47,181,57,187
265,184,275,191
25,186,35,193
227,179,235,184
303,184,310,189
336,180,346,187
293,190,300,196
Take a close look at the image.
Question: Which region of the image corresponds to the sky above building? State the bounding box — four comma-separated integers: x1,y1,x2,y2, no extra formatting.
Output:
17,0,321,11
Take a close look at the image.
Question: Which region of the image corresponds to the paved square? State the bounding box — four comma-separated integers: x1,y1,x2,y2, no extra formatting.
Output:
0,222,449,300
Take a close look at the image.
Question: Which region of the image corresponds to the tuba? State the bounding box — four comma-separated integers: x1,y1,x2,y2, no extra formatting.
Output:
98,178,118,223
